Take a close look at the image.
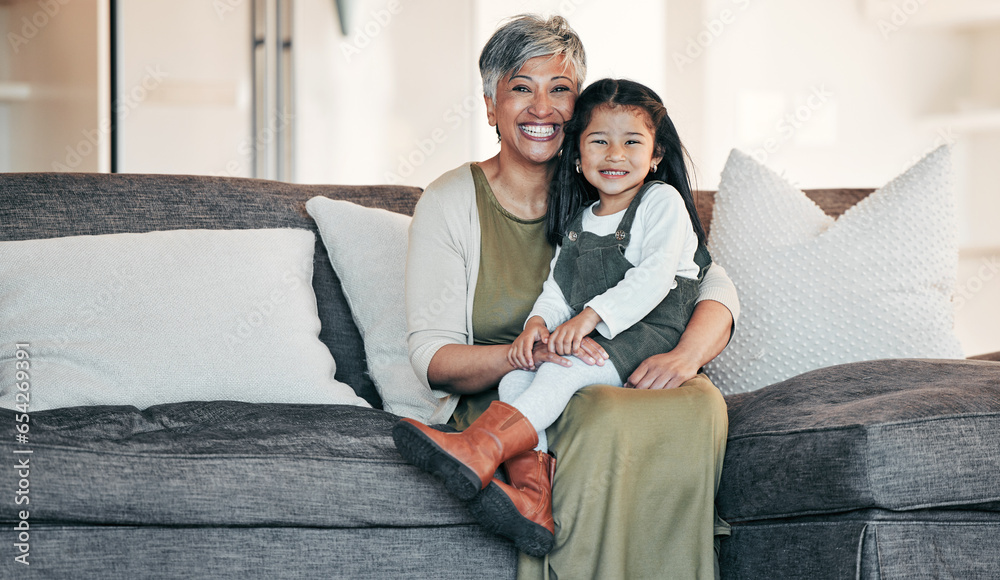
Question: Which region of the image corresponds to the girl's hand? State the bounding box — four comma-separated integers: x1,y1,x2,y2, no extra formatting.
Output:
548,308,602,356
530,336,609,368
508,316,550,370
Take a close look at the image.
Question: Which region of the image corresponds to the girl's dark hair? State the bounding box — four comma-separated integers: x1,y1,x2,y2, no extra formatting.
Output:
547,78,706,247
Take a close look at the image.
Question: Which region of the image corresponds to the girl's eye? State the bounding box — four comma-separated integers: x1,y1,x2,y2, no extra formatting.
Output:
591,139,607,145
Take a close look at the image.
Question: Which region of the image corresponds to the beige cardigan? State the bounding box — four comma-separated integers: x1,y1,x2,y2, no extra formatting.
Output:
405,163,741,421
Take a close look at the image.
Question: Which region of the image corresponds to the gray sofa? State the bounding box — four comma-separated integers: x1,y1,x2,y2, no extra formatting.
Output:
1,172,997,579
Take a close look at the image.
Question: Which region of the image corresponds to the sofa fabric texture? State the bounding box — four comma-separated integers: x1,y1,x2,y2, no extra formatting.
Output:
2,172,997,579
0,403,478,528
720,358,1000,522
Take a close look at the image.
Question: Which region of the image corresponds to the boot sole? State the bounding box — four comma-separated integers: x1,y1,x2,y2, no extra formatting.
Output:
468,481,554,557
392,421,482,501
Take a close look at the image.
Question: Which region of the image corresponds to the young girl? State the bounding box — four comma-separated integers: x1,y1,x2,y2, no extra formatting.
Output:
500,77,711,453
393,78,710,557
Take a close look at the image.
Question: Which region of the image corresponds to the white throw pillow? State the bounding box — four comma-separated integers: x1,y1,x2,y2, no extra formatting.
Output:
0,228,369,410
706,146,964,395
306,197,453,423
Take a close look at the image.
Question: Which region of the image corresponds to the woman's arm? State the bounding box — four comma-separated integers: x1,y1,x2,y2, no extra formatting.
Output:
406,167,606,395
427,344,516,394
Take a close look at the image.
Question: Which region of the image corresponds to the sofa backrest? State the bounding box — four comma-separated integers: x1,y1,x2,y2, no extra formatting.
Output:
693,188,874,237
0,172,875,409
0,172,421,408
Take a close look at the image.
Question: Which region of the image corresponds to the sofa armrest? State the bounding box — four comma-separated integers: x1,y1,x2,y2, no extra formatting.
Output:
968,351,1000,362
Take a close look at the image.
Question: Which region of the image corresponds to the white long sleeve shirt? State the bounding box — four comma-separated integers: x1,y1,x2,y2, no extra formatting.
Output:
527,182,701,340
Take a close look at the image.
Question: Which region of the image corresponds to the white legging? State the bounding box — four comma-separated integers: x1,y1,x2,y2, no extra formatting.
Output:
499,356,622,452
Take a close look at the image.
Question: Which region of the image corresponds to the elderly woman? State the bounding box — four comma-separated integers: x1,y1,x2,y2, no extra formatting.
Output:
402,14,738,579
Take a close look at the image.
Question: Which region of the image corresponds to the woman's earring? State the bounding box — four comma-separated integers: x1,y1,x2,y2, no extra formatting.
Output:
650,163,658,173
575,163,582,174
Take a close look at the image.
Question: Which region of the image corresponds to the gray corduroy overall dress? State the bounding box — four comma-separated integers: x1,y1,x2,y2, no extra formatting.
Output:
553,182,712,382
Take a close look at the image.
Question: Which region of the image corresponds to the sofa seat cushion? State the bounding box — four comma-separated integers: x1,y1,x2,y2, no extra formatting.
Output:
718,358,1000,522
0,403,474,528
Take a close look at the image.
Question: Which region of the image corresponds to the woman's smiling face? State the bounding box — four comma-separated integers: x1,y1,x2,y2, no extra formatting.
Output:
485,54,579,166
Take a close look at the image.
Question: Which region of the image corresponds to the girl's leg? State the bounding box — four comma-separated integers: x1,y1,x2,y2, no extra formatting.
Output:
509,356,621,452
498,369,536,404
500,369,549,452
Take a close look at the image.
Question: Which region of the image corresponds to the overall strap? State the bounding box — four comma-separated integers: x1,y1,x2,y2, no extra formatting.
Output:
613,181,663,245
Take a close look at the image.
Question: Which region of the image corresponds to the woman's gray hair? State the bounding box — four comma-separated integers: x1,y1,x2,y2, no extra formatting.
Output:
479,14,587,103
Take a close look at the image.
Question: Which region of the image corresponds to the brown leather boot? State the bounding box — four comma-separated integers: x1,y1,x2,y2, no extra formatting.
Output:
392,401,538,501
468,449,555,557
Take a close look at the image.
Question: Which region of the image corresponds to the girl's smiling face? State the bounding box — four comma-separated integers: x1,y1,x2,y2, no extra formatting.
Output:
485,55,578,166
578,105,662,214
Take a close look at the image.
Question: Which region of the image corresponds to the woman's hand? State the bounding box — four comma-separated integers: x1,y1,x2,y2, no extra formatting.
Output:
624,300,735,389
509,317,550,370
548,307,602,356
625,350,700,390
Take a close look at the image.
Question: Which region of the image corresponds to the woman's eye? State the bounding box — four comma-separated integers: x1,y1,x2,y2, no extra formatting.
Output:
513,86,530,93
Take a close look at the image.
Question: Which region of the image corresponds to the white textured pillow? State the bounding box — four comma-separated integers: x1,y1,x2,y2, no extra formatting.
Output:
0,228,369,410
706,146,964,395
306,197,453,423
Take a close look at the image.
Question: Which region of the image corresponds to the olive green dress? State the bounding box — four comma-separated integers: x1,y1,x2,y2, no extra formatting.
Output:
458,164,730,580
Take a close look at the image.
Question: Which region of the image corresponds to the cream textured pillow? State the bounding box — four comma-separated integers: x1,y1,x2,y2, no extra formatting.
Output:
306,197,453,423
705,146,964,395
0,228,369,410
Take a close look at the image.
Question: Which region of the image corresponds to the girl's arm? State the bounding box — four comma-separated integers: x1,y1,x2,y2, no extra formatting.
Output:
586,187,695,338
